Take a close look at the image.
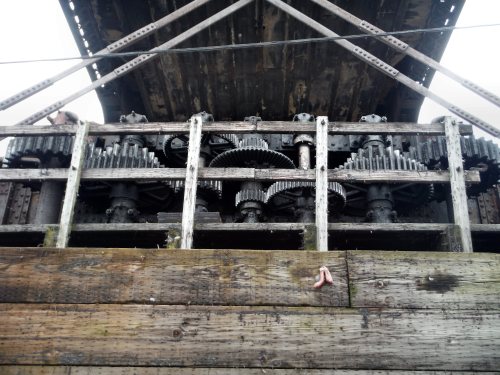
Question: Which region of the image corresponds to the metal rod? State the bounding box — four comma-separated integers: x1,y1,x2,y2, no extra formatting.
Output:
16,0,253,126
298,143,311,169
310,0,500,108
267,0,500,138
0,0,211,111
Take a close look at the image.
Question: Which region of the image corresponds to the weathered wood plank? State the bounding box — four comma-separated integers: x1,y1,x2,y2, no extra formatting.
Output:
0,248,348,306
316,116,329,251
0,122,473,136
347,251,500,309
0,304,498,370
56,121,89,248
0,168,481,184
1,222,499,236
0,367,493,375
444,117,473,252
180,114,202,249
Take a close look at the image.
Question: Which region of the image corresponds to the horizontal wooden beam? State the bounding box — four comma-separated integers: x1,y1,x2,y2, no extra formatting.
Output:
0,168,481,184
0,248,348,306
347,251,500,309
0,223,499,234
1,248,498,310
0,121,473,136
0,367,493,375
0,304,497,370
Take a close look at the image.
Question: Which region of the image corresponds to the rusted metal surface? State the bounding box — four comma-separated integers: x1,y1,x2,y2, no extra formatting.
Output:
59,0,464,123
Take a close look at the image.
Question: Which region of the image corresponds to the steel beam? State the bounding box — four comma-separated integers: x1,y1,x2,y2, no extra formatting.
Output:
0,0,211,111
310,0,500,108
266,0,500,138
16,0,253,126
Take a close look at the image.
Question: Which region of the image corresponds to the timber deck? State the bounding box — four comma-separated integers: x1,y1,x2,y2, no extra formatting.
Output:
0,248,498,373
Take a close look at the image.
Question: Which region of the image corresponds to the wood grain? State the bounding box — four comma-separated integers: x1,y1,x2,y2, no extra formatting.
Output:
0,304,498,370
316,116,329,251
0,248,348,306
180,114,202,249
56,121,88,248
0,122,473,136
347,251,500,309
0,168,481,184
0,367,493,374
444,117,472,252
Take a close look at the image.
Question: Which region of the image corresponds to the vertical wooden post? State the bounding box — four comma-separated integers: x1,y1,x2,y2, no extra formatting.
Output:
444,116,473,252
180,114,203,249
56,121,89,248
315,116,329,251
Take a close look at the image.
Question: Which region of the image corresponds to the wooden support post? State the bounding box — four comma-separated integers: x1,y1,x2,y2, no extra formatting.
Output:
315,116,329,251
444,116,473,252
180,114,203,249
55,121,89,248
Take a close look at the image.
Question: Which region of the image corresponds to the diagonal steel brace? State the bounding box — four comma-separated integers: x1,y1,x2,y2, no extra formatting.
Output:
310,0,500,109
0,0,212,111
267,0,500,139
14,0,253,127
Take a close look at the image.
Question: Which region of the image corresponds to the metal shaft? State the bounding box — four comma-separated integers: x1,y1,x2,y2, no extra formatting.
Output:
0,0,211,111
298,143,311,170
16,0,253,127
34,157,64,224
310,0,500,108
267,0,500,138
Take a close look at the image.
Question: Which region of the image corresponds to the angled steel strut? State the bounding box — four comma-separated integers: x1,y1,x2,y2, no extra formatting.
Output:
0,0,212,111
266,0,500,139
310,0,500,108
15,0,253,126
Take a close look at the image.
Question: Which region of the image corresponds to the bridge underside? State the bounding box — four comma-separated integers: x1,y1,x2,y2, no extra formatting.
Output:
60,0,464,123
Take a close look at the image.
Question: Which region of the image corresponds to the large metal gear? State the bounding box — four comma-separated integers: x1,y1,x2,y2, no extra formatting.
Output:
414,135,500,195
172,180,222,200
163,132,239,167
81,142,174,216
163,112,239,167
236,189,266,208
84,142,160,168
266,181,346,209
341,147,427,171
3,135,74,167
338,147,433,218
209,137,296,168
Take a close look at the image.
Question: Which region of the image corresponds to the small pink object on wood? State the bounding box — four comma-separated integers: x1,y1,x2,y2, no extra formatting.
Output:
313,266,333,289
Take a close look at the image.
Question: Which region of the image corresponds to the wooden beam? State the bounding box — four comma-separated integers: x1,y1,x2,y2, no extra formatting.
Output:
180,115,203,249
1,222,499,235
0,248,348,306
0,367,493,375
316,116,329,251
0,304,498,369
55,122,89,248
0,168,481,184
347,251,500,309
444,117,473,252
0,122,473,136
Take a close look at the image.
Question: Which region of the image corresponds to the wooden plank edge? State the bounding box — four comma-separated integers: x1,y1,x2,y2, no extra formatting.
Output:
0,122,473,136
1,223,499,234
0,366,493,374
0,168,481,184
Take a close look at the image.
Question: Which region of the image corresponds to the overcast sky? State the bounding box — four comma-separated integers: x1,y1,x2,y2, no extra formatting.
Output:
0,0,499,155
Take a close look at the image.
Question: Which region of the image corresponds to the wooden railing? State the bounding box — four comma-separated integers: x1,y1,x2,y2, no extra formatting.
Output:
0,118,479,251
